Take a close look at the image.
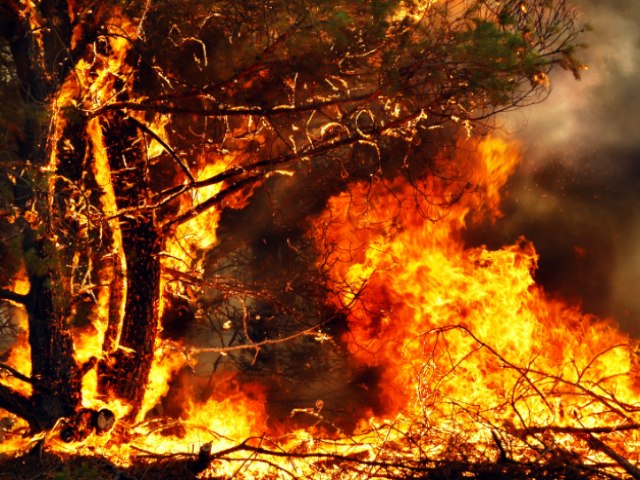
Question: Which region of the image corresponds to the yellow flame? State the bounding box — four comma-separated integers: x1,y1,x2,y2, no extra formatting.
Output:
313,134,640,464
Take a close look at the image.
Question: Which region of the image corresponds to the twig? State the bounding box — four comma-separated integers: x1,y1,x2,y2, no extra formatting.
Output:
586,433,640,480
124,114,195,183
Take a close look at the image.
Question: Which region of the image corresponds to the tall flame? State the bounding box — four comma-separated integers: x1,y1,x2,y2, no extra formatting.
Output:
312,134,640,465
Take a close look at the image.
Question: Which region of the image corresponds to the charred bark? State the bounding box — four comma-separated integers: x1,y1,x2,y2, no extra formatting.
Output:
24,258,82,429
97,113,162,414
0,2,82,431
101,218,161,409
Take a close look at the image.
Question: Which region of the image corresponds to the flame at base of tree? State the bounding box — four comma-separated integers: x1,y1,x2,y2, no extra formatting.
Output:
2,135,640,479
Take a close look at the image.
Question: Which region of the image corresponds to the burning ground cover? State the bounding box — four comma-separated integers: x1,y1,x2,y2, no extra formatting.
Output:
3,135,640,479
2,0,638,479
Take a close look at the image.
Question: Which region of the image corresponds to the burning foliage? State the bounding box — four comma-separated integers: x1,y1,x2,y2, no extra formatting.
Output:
3,0,635,479
4,134,640,478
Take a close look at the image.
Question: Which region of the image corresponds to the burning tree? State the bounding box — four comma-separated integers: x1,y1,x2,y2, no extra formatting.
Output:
3,0,625,478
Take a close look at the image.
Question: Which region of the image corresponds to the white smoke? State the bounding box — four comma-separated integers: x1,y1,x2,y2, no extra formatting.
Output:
507,0,640,164
497,0,640,333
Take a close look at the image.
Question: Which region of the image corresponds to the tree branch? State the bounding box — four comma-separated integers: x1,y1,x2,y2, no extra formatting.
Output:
0,363,33,385
0,383,37,427
207,438,431,475
92,90,380,118
0,288,28,305
155,106,428,207
125,114,196,183
161,174,263,234
586,433,640,480
192,319,329,355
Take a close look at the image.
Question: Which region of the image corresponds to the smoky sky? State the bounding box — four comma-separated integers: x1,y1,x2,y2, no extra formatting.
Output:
467,0,640,334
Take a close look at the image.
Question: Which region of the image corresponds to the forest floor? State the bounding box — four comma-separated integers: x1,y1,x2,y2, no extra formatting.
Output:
0,450,205,480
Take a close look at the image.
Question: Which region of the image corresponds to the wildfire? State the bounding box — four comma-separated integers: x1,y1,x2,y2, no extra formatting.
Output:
3,126,640,477
312,134,640,469
2,0,618,476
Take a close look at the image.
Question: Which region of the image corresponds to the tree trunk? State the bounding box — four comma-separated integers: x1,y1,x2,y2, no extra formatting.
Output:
97,114,163,416
24,242,82,429
104,220,161,410
16,101,84,430
0,0,118,431
5,3,80,430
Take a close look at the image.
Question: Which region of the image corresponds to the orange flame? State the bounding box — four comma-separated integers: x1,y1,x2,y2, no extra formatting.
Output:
312,134,640,463
2,4,639,474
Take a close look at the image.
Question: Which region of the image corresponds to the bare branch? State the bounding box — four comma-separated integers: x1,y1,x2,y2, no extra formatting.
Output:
587,434,640,480
93,90,381,118
125,114,196,183
0,288,28,305
0,363,33,385
190,315,335,355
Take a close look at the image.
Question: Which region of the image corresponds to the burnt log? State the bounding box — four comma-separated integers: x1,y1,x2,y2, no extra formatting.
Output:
59,407,116,443
95,408,116,433
188,442,213,475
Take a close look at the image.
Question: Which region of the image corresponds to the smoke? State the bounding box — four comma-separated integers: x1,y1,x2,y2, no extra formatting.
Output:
470,0,640,333
508,0,640,159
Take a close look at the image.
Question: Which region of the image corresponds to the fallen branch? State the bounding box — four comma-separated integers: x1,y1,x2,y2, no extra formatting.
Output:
586,433,640,480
